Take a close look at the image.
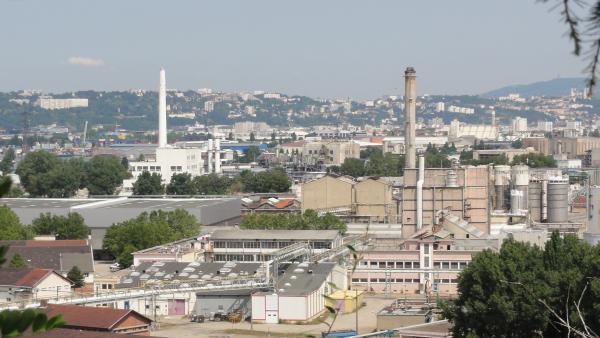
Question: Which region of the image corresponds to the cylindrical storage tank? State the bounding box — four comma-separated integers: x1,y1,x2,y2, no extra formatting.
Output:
512,165,530,209
528,180,542,222
510,190,525,215
494,165,511,210
446,170,458,187
547,177,569,223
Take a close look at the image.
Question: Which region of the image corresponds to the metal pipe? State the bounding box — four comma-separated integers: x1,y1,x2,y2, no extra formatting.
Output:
417,155,424,229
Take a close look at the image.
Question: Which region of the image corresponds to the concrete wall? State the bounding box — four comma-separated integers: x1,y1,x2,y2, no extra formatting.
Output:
302,176,353,211
354,179,393,222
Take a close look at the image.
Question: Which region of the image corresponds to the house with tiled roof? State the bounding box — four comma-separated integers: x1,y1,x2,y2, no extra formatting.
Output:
0,268,72,304
0,239,95,284
44,304,153,335
241,196,300,215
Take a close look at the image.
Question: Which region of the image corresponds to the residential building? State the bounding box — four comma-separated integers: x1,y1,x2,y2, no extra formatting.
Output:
44,304,153,335
0,239,95,284
36,97,89,110
277,140,361,166
0,268,72,304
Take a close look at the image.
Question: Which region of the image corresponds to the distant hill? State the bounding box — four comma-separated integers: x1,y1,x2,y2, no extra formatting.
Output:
483,77,587,98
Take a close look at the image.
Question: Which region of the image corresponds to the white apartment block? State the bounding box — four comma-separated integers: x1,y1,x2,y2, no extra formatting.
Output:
37,98,88,110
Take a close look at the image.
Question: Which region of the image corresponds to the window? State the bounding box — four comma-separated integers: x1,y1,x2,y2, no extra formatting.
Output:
244,241,260,249
442,262,450,269
433,262,441,269
424,244,430,254
424,260,430,268
396,261,404,269
451,262,459,269
413,262,420,269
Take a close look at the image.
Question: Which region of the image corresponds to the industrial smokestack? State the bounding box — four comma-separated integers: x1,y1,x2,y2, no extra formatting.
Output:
158,67,167,148
404,67,417,169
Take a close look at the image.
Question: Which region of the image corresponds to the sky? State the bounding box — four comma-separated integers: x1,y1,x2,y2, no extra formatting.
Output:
0,0,587,99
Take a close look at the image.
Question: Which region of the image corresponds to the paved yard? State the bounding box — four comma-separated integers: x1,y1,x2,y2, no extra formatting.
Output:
152,295,392,338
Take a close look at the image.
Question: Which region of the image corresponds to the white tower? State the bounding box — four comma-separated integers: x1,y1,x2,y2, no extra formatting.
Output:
158,67,168,148
404,67,417,169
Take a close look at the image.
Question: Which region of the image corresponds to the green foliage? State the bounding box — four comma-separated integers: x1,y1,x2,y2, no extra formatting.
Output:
0,148,16,174
511,153,557,168
103,209,200,267
240,210,346,233
442,233,600,337
0,177,12,197
424,145,452,168
132,171,164,195
16,151,127,197
238,146,260,163
67,266,85,288
8,253,26,268
166,173,196,195
240,168,291,193
0,205,33,240
463,154,509,166
339,150,405,178
85,155,128,195
193,173,235,195
0,309,64,337
31,212,89,240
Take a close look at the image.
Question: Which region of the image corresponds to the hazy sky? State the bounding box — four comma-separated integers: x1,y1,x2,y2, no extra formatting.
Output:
0,0,586,98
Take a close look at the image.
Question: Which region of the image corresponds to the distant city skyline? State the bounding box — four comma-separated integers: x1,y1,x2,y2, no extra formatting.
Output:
0,0,585,99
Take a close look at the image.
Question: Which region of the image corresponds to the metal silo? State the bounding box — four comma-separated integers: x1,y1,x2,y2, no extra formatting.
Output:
547,176,569,223
528,179,543,222
511,165,530,210
510,190,525,214
494,165,511,210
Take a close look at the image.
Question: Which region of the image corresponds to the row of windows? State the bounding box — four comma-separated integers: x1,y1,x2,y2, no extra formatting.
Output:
131,166,162,172
433,261,470,270
214,254,272,261
352,278,421,283
358,260,470,270
351,278,459,284
213,241,332,250
170,166,183,172
358,261,421,269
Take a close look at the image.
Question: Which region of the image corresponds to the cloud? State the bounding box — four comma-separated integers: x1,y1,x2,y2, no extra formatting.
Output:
68,56,104,67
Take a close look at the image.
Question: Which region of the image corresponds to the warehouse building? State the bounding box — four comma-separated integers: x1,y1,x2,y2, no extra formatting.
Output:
1,197,241,253
251,262,347,324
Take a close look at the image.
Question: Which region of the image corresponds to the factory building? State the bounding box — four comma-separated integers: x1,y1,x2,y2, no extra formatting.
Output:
127,68,224,182
301,175,398,223
401,165,491,235
207,230,342,262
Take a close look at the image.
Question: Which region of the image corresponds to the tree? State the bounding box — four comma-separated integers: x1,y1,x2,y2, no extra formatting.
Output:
32,212,89,240
193,173,233,195
166,173,196,195
0,205,32,240
241,168,291,193
16,151,63,197
240,210,346,233
511,153,557,168
239,146,260,163
543,0,600,93
85,155,128,195
339,158,365,177
249,132,256,142
9,253,27,268
132,172,164,195
103,209,200,268
442,233,600,337
120,157,129,170
0,148,16,174
67,266,85,288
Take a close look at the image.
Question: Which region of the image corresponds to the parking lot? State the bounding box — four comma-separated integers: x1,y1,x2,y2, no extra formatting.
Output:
152,295,391,338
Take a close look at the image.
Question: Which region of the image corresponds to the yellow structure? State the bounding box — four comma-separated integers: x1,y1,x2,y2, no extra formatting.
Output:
301,175,397,222
325,290,364,314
